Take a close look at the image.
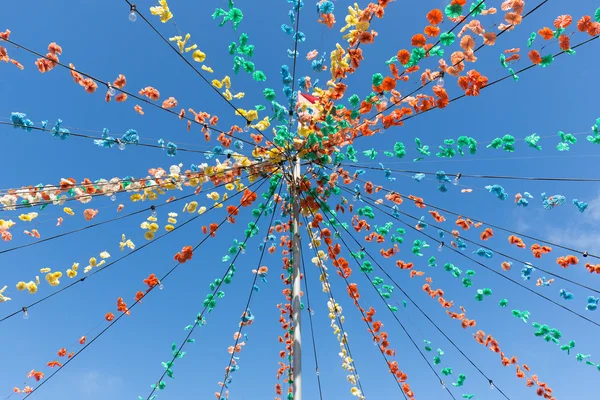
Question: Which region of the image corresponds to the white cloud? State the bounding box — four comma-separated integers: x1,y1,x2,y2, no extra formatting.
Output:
585,192,600,222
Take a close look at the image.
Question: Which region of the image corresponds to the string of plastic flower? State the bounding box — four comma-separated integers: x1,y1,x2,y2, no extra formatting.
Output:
136,0,278,146
0,31,280,155
4,112,253,158
138,173,281,400
300,214,368,400
0,153,278,213
321,162,600,263
299,193,415,400
333,114,600,167
323,170,598,349
0,171,274,310
326,164,600,293
328,187,576,397
302,166,516,399
15,173,277,399
423,339,476,398
0,164,278,254
312,0,491,132
346,14,599,145
308,169,600,374
0,159,280,250
302,182,465,399
274,216,294,400
309,4,597,158
329,174,600,327
215,181,283,400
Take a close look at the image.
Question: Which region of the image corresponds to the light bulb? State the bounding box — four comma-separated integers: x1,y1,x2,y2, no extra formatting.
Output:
159,282,164,290
489,380,495,390
310,309,315,316
151,208,158,218
107,84,116,97
118,142,126,151
110,194,116,201
441,381,446,389
243,123,250,132
453,173,461,186
22,307,29,320
438,242,444,252
129,11,137,22
437,76,445,87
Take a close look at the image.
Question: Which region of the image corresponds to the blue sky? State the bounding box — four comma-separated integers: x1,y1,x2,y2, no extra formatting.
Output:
1,0,599,399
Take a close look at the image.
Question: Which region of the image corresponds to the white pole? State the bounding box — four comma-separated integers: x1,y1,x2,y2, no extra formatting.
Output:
291,157,302,400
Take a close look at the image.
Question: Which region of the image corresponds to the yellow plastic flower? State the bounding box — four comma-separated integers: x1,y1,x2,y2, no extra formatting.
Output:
212,76,231,90
186,201,198,213
202,65,214,73
120,235,135,251
165,224,175,232
100,251,111,259
97,260,106,267
207,192,220,201
66,269,77,278
40,268,51,273
16,281,26,291
225,183,235,191
147,216,158,222
89,257,97,267
71,262,79,271
192,50,206,63
168,212,178,218
167,218,177,224
144,231,155,240
146,191,158,201
150,0,173,23
26,282,38,294
0,285,10,302
19,212,38,222
252,117,271,131
84,266,92,274
148,223,159,232
130,193,143,202
0,219,15,229
169,33,191,53
198,206,207,215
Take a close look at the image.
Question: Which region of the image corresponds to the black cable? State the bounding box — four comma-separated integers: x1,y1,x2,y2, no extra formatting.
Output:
341,163,600,183
336,184,600,329
342,185,600,295
0,173,275,324
1,37,270,153
300,191,455,400
217,180,284,399
125,0,288,156
0,167,272,255
0,121,216,155
323,164,600,260
142,173,282,400
305,173,511,399
300,250,324,400
22,172,280,399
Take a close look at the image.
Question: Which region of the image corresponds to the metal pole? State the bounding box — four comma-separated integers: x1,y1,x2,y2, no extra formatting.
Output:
291,157,302,400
